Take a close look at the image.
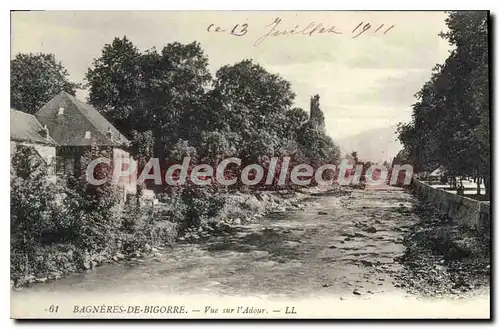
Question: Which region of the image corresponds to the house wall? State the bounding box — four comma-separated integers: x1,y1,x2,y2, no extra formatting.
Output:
411,179,490,235
51,145,137,201
55,145,86,177
11,141,57,183
112,147,137,199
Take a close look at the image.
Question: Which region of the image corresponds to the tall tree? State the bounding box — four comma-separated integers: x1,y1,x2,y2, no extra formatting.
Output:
86,40,342,188
86,38,212,160
443,11,490,195
85,36,143,136
212,59,296,141
398,11,489,197
282,107,309,142
209,60,340,165
297,121,340,165
11,53,80,114
140,42,212,155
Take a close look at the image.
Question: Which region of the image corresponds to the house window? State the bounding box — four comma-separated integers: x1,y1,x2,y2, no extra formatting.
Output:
58,107,65,115
56,156,75,176
85,131,91,139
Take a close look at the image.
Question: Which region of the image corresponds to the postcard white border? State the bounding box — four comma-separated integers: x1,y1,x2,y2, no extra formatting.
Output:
2,1,497,328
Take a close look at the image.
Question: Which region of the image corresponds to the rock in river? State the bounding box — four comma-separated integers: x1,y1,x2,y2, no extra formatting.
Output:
282,241,301,248
271,207,286,214
364,226,377,234
250,251,269,259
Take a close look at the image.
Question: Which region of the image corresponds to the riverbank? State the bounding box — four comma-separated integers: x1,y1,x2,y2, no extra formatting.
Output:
396,199,491,298
411,179,490,233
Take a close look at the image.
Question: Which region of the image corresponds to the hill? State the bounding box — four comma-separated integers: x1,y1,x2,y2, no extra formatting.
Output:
336,125,402,164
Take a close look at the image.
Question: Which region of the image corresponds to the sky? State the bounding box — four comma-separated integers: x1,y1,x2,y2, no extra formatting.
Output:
11,11,452,140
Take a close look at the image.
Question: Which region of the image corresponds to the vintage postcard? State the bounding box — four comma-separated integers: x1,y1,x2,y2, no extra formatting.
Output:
10,10,490,319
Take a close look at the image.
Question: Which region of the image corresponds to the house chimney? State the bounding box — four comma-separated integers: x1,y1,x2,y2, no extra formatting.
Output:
106,126,113,142
40,124,50,141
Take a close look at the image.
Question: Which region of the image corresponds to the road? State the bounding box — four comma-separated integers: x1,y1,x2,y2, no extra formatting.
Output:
13,186,422,298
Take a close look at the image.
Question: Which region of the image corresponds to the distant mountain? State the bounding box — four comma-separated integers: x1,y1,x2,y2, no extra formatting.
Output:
335,125,402,164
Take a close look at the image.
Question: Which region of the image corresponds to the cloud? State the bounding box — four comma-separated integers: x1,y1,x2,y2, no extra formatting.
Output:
358,69,434,107
266,62,431,138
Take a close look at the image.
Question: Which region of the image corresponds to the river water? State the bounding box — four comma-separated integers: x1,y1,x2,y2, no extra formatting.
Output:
13,186,422,299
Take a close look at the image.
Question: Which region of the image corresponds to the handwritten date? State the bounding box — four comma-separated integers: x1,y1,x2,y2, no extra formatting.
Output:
207,17,395,46
207,23,248,36
351,22,394,39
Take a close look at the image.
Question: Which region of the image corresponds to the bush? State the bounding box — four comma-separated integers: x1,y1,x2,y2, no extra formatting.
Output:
10,144,179,285
119,201,177,253
181,185,226,229
10,145,63,283
156,190,187,222
118,201,151,254
147,221,177,247
211,193,265,224
61,147,123,252
59,178,122,253
10,145,126,283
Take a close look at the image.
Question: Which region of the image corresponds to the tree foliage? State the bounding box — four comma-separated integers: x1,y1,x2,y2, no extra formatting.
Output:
11,53,81,114
85,38,341,189
85,37,143,135
397,11,489,196
86,37,212,160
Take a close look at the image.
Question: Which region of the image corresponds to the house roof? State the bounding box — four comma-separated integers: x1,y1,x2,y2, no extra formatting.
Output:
10,109,58,146
35,91,130,147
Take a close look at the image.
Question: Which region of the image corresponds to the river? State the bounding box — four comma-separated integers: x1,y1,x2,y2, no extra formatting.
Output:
13,185,421,298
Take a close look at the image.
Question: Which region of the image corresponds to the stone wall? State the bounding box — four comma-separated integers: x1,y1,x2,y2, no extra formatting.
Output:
412,179,490,234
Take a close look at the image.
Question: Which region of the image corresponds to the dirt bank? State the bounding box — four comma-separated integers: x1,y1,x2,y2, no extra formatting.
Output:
396,200,491,298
